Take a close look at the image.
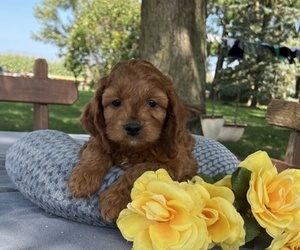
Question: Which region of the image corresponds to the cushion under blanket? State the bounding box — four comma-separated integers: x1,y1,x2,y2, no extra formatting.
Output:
5,130,238,228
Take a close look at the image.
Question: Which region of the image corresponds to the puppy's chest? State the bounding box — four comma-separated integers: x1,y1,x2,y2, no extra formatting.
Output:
113,153,149,170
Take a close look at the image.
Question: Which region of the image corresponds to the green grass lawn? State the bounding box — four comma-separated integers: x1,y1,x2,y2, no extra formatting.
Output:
0,90,94,134
205,100,290,160
0,92,290,160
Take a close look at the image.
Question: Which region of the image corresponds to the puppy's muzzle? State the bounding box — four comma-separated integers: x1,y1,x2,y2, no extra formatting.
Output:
124,122,141,137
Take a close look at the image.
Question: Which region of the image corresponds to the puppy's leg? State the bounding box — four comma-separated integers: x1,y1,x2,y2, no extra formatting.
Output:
69,143,112,198
100,163,172,221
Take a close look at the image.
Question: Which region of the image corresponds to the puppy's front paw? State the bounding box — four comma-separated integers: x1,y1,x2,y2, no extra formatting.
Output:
68,166,102,198
99,187,131,222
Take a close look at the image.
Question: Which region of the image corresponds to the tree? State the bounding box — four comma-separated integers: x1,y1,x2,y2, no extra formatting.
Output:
65,0,140,82
32,0,79,51
207,0,300,107
140,0,207,132
34,0,208,133
33,0,140,82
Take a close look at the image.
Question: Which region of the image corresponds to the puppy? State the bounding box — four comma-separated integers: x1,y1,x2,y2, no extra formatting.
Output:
68,59,197,221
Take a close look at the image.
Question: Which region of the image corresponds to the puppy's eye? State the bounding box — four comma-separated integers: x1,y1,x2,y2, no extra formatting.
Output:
112,99,121,107
147,99,157,108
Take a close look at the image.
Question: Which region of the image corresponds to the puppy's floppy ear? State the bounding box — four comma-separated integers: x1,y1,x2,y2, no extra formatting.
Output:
163,83,189,159
80,102,98,137
80,76,111,151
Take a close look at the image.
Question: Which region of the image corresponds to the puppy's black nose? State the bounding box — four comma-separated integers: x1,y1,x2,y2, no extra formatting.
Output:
124,123,141,136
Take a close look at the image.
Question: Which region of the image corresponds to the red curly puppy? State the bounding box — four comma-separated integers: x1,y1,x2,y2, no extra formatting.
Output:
68,59,197,221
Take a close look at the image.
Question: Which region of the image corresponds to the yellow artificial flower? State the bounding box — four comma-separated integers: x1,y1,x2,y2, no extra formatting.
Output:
240,151,300,237
239,150,275,173
117,169,211,250
192,176,245,250
192,176,234,203
214,175,232,189
202,197,245,250
267,229,300,250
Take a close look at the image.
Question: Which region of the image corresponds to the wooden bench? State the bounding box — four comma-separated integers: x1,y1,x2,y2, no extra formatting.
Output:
266,99,300,169
0,59,78,130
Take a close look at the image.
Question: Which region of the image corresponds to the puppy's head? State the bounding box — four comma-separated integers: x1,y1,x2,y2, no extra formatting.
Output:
81,59,188,156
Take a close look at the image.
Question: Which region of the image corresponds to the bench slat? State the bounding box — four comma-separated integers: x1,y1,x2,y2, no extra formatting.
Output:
0,75,78,105
266,99,300,131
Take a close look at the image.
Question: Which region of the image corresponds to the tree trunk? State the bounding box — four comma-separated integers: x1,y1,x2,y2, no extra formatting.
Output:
211,27,228,100
140,0,207,133
295,76,300,99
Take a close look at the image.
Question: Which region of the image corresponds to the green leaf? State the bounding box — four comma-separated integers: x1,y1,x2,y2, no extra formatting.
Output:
231,167,252,212
196,173,215,184
242,215,261,244
196,172,228,184
231,167,251,198
212,172,227,182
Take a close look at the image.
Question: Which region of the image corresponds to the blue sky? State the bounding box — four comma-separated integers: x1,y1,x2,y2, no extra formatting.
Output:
0,0,60,61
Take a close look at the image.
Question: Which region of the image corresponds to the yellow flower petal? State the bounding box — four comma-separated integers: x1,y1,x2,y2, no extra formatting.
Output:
149,223,180,250
202,207,219,226
117,209,154,240
143,195,175,221
192,176,235,203
202,199,230,242
147,181,194,211
180,182,209,215
214,175,232,189
128,197,150,216
172,218,210,250
208,185,235,204
279,169,300,190
168,201,194,231
239,150,275,173
132,229,153,250
267,230,300,250
131,169,173,200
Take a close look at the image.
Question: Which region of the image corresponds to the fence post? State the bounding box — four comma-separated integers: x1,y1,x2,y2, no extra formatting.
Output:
33,59,49,130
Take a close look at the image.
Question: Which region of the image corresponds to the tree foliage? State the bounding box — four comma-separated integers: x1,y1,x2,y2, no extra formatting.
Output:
33,0,140,83
207,0,300,107
32,0,78,49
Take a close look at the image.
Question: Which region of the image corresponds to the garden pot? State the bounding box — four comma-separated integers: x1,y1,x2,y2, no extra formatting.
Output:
216,123,247,142
200,115,224,140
